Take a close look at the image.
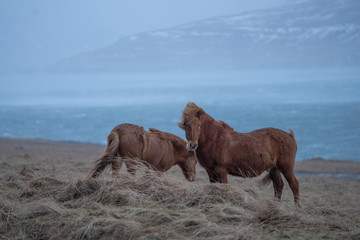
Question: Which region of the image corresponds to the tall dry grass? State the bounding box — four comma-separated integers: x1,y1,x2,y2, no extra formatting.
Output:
1,162,359,240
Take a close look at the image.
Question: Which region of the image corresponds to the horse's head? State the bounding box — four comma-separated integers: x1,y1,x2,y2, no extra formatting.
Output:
178,151,197,182
184,117,201,151
158,130,198,182
178,102,204,151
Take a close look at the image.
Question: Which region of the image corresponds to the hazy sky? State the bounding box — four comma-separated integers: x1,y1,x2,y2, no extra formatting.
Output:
0,0,287,71
1,1,286,36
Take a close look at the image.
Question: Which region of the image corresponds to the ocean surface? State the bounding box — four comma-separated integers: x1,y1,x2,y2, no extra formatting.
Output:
1,69,359,161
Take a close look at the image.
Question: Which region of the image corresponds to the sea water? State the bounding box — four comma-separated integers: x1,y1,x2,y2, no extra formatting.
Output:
1,69,359,161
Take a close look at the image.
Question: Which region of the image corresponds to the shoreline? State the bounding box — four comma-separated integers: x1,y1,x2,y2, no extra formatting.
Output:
1,137,360,177
295,171,360,179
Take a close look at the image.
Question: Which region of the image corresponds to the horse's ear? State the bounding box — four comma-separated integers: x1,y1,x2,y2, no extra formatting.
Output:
196,110,203,118
178,122,185,130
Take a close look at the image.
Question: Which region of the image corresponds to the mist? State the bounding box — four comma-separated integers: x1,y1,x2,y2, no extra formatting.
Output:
0,0,286,72
1,0,359,161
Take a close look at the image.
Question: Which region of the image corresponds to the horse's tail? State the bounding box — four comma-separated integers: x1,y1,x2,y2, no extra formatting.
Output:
288,128,297,152
259,172,272,186
87,131,122,179
288,129,295,140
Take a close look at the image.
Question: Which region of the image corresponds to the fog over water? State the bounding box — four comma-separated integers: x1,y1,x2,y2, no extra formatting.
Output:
1,0,359,161
1,70,359,107
1,69,359,161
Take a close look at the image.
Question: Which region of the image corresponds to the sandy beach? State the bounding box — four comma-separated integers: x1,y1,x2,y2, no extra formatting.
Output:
1,137,360,239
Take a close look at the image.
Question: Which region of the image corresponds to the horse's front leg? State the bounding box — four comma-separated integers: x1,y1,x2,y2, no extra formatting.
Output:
206,167,228,183
215,167,228,183
206,169,219,183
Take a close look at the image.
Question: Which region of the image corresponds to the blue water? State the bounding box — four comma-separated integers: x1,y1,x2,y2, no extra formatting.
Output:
1,69,359,161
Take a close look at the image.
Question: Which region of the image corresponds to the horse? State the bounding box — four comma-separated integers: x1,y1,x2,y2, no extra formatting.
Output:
87,123,197,181
178,102,300,207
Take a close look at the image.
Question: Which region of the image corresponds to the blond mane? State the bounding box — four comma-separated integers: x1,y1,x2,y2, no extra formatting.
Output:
178,102,204,130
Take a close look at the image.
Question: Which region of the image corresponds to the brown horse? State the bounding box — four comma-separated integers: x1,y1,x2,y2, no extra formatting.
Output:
179,102,300,206
88,123,197,181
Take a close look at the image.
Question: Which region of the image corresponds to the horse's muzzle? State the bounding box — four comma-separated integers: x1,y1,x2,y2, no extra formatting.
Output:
187,142,198,151
187,176,196,182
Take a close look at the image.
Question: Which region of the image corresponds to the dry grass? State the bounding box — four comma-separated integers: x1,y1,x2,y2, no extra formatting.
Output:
1,163,359,240
1,138,360,239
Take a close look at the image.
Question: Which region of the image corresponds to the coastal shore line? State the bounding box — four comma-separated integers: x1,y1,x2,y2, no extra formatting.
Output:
1,137,359,177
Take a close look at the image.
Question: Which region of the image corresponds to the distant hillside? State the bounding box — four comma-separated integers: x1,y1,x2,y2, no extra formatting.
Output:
54,0,360,72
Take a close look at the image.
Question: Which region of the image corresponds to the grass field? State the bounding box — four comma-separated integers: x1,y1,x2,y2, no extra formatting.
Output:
1,138,359,239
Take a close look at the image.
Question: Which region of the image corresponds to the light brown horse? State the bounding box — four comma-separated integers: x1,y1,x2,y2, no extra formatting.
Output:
179,102,300,206
88,123,197,181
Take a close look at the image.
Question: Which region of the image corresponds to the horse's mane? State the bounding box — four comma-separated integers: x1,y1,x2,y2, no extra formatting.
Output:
149,128,161,134
149,128,186,150
178,102,205,130
148,128,167,140
218,120,234,131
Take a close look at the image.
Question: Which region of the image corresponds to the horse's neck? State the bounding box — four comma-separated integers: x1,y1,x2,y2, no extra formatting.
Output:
170,139,185,166
199,115,221,144
159,135,179,169
143,133,175,168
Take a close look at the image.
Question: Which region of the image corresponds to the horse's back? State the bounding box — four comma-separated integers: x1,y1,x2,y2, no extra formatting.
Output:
250,128,295,144
110,125,176,170
111,123,145,158
249,127,297,163
142,131,174,170
218,127,296,175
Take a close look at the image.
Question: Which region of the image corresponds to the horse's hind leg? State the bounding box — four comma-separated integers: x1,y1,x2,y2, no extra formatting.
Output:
279,168,301,207
111,157,123,178
124,159,138,176
269,168,284,200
